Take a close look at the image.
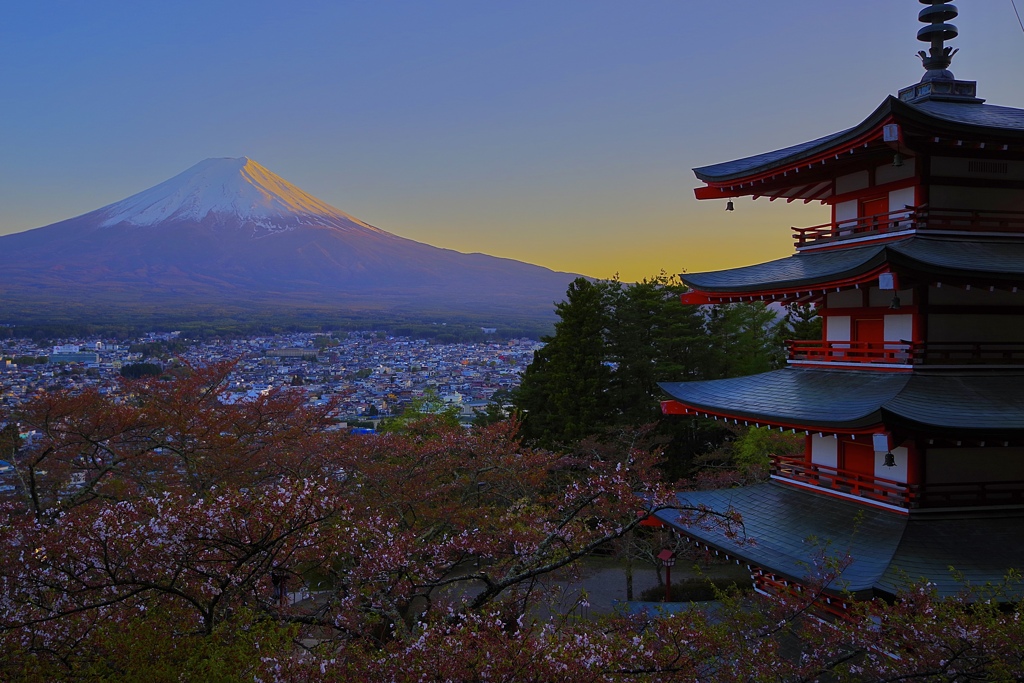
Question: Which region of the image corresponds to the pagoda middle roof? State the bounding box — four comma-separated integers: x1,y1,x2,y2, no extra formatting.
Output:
654,482,1024,600
694,96,1024,185
659,367,1024,436
681,235,1024,294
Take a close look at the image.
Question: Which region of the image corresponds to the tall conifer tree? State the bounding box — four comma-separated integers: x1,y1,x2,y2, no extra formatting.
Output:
516,278,612,447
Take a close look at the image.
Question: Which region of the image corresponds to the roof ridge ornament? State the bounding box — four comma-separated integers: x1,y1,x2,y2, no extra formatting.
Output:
917,1,960,78
898,1,983,105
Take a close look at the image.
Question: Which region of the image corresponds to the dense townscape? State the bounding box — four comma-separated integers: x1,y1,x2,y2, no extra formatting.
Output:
0,330,538,432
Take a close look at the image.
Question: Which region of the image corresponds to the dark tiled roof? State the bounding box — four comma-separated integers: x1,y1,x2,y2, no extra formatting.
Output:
911,100,1024,131
655,482,1024,599
682,242,888,292
891,237,1024,280
883,373,1024,434
659,368,908,429
879,512,1024,597
693,97,1024,183
659,368,1024,435
681,237,1024,293
693,129,853,183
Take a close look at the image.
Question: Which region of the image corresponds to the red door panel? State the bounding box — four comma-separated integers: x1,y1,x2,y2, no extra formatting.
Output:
841,440,875,478
861,196,889,224
854,318,884,343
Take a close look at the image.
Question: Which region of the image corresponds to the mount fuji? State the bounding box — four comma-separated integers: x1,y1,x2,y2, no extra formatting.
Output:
0,158,580,325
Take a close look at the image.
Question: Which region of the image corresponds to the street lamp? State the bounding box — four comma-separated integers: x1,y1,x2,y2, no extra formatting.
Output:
657,548,676,602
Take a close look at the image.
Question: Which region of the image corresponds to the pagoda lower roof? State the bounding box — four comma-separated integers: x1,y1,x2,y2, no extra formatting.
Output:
694,96,1024,185
681,236,1024,295
654,481,1024,600
659,367,1024,437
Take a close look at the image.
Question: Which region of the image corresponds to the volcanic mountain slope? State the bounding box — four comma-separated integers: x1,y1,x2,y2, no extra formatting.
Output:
0,158,580,321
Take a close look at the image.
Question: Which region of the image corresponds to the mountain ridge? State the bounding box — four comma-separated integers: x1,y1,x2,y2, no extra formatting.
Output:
0,158,579,326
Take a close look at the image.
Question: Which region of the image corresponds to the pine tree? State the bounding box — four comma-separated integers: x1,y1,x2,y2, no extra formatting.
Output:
703,302,785,379
605,273,708,426
515,278,612,447
782,301,822,341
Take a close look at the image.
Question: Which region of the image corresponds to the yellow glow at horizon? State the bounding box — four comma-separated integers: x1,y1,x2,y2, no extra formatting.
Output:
388,194,831,283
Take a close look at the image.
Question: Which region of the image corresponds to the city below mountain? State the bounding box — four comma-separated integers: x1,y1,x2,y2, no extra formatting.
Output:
0,158,580,331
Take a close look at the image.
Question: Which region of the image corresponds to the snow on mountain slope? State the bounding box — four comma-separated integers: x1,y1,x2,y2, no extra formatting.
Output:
0,157,581,320
95,157,383,235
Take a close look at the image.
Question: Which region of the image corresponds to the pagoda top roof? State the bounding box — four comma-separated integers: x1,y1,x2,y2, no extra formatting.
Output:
654,482,1024,600
679,236,1024,298
659,367,1024,437
693,96,1024,188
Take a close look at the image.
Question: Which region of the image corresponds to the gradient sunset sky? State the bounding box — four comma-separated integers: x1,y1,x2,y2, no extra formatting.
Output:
2,1,1023,282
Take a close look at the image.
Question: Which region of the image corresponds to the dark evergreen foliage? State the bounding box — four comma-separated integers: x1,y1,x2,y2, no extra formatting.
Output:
514,274,787,471
782,301,823,342
515,278,612,448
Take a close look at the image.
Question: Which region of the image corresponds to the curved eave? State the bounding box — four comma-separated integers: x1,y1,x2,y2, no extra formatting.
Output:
660,368,1024,438
880,372,1024,438
680,236,1024,298
655,483,907,597
659,368,906,432
680,242,887,298
654,483,1024,600
693,96,1024,195
693,98,896,185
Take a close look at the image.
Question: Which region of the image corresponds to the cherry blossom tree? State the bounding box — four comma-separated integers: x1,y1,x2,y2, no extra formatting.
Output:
0,363,691,678
1,362,1021,681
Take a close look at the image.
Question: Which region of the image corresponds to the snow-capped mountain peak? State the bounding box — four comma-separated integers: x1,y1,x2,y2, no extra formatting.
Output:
95,157,378,234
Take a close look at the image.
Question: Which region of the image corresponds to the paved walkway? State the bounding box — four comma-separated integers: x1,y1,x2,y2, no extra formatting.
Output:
540,555,752,621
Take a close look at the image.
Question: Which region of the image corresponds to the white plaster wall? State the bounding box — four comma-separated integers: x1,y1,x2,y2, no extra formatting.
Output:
835,200,858,226
811,435,838,468
835,171,870,195
825,316,851,342
876,158,916,185
875,446,908,483
889,186,916,210
884,314,914,342
926,448,1024,484
827,290,862,308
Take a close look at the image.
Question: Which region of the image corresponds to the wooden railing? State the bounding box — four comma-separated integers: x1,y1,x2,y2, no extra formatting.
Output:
788,340,912,365
911,480,1024,507
792,206,1024,248
772,456,1024,509
912,342,1024,365
771,456,912,507
789,340,1024,366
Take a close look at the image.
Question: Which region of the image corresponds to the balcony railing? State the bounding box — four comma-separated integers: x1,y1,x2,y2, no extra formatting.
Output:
772,456,912,507
772,456,1024,509
788,340,1024,366
792,206,1024,248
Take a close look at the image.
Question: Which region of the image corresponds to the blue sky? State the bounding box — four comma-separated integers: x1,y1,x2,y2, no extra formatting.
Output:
2,1,1023,281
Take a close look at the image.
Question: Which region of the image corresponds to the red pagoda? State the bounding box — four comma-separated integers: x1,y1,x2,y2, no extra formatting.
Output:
656,2,1024,602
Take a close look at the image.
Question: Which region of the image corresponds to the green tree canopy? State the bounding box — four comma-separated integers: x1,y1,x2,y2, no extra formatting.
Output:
514,274,788,471
515,278,612,448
